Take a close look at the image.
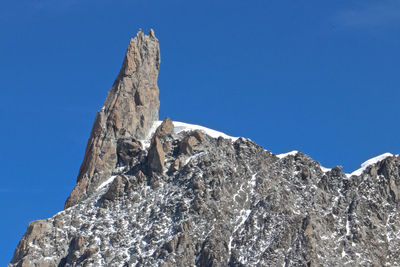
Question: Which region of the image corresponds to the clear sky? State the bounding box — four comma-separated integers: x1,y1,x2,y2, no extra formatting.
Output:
1,0,400,264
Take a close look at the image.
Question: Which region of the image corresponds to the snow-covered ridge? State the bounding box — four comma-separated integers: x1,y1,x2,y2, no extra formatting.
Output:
146,121,395,178
350,153,393,176
140,120,239,148
318,153,394,177
172,121,238,141
277,150,395,177
320,166,331,173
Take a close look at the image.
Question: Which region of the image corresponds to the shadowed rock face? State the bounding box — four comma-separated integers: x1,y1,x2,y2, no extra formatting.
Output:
9,30,400,267
64,29,160,208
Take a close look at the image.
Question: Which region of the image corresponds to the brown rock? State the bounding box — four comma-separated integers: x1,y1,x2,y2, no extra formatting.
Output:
11,220,51,263
155,117,174,138
303,216,314,236
117,138,142,166
191,130,204,142
148,173,161,188
178,130,204,155
72,236,86,251
103,176,127,201
369,166,378,178
135,170,146,184
171,156,184,171
65,29,160,208
179,136,199,155
163,141,172,154
147,136,165,173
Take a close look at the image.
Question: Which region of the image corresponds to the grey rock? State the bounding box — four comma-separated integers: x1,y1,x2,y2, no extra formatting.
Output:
11,128,400,266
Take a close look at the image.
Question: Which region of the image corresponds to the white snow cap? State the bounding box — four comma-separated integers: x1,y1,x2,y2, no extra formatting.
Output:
140,120,239,149
172,121,238,141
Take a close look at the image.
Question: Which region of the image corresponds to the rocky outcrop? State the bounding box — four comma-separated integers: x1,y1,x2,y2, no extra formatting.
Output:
147,136,165,173
146,118,174,174
154,117,174,138
11,220,53,267
117,138,142,167
65,29,160,208
179,130,203,155
10,128,400,266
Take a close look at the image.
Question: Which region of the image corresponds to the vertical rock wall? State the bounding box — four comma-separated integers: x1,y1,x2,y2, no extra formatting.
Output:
65,29,160,208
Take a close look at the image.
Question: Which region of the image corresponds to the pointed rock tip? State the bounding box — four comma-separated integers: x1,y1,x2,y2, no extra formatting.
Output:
64,26,161,208
154,117,174,138
128,29,143,43
148,28,156,38
130,28,157,40
128,29,158,48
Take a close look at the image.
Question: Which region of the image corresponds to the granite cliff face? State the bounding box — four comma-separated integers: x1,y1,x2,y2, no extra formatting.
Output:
65,29,160,208
9,30,400,267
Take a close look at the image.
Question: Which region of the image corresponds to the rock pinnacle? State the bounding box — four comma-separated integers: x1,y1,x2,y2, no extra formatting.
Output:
65,29,160,208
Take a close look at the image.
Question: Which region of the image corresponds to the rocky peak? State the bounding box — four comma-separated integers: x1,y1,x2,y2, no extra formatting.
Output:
154,117,174,138
64,29,160,208
9,30,400,267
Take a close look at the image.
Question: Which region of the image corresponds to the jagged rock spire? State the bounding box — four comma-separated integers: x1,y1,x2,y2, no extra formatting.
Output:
65,29,160,208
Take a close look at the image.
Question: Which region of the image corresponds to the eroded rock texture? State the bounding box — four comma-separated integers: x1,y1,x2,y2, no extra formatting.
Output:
65,29,160,208
10,124,400,266
9,30,400,267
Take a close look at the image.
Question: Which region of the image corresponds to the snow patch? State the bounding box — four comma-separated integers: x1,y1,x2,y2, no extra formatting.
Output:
249,173,257,188
233,209,252,233
140,120,239,149
140,121,163,149
319,153,394,177
350,153,393,176
342,249,347,258
346,217,351,236
97,175,117,190
173,121,238,141
277,150,299,159
320,165,331,173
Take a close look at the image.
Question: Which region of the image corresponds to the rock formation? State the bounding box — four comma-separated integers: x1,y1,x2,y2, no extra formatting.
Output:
9,30,400,267
65,29,160,208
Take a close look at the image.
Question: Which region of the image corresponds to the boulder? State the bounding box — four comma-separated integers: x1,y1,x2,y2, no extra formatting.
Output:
155,117,174,138
147,136,165,173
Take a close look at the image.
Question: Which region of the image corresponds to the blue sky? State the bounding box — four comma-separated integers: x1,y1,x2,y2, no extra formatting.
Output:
1,0,400,264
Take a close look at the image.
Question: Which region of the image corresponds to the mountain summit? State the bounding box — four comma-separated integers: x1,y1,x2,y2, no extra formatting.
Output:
65,29,160,208
9,30,400,266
